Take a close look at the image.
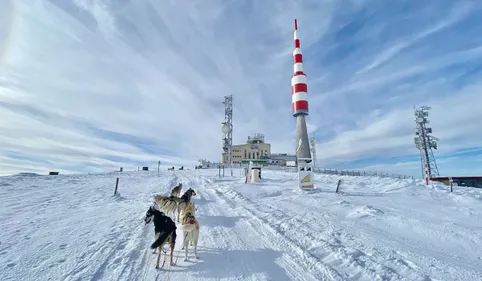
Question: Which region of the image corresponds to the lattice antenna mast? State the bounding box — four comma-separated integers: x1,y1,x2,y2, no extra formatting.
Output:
221,95,233,174
414,106,440,185
310,136,317,168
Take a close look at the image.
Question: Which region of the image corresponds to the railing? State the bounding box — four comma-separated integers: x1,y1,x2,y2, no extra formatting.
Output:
262,166,414,180
314,168,413,179
202,163,414,180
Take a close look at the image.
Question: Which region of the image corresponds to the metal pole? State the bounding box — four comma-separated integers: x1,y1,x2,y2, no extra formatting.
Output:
228,144,233,177
114,177,119,195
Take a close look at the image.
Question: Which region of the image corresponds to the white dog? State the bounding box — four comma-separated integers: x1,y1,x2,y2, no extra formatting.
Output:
179,202,199,261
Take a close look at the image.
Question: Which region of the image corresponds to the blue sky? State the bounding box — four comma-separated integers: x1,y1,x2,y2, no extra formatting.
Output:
1,0,482,177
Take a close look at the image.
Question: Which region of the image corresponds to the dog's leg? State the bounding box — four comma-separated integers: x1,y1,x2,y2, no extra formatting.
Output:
194,242,199,259
194,224,200,259
184,241,189,261
170,242,175,265
183,232,190,261
190,222,196,247
177,204,181,222
181,230,186,250
152,232,158,254
155,246,161,268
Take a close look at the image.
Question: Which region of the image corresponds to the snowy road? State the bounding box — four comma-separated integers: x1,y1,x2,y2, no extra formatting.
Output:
1,169,481,281
154,174,340,281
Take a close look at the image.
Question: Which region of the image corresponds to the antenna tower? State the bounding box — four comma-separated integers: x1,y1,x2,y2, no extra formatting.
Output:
310,136,317,168
414,106,440,184
221,95,233,175
291,18,314,190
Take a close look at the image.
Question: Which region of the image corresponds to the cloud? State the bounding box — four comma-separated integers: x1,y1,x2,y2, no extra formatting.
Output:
355,153,482,178
1,0,481,177
308,0,482,177
357,2,475,73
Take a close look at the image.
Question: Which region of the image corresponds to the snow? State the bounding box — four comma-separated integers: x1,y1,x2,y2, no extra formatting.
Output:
1,169,481,281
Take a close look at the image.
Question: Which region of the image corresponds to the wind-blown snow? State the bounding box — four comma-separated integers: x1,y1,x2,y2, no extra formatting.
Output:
0,169,481,281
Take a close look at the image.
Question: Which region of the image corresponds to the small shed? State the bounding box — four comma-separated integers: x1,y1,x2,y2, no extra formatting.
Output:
241,159,267,179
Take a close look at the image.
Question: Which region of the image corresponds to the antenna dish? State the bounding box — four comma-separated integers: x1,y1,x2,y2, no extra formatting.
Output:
222,123,231,134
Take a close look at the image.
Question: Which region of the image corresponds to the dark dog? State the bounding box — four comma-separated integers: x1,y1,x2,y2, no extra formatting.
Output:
144,204,177,268
176,188,196,222
170,183,182,198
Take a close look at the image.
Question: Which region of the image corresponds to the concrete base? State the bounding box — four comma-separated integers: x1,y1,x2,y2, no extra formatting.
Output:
295,115,312,159
297,158,315,190
295,114,314,190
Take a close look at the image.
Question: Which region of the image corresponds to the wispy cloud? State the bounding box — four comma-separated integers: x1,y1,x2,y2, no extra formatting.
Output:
1,0,481,177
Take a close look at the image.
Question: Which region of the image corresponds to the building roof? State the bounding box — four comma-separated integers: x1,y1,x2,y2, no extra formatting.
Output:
241,159,269,163
271,153,296,161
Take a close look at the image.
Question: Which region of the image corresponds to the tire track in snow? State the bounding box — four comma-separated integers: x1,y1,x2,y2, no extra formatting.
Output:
217,185,441,281
191,175,343,281
148,173,321,281
283,196,458,281
230,186,481,281
207,189,343,281
200,186,307,280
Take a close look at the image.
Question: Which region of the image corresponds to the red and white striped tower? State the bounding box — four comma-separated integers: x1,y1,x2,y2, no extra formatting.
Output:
292,18,311,160
291,19,309,116
292,18,314,190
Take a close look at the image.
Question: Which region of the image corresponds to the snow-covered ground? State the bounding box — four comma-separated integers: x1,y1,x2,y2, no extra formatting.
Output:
1,169,481,281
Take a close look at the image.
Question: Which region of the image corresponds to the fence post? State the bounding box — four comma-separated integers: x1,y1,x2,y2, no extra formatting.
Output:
114,177,119,195
336,179,342,193
449,177,453,192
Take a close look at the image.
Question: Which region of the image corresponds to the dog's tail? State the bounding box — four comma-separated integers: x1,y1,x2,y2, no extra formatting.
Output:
150,230,174,249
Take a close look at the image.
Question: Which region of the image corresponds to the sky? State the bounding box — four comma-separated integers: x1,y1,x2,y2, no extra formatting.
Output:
1,0,482,177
